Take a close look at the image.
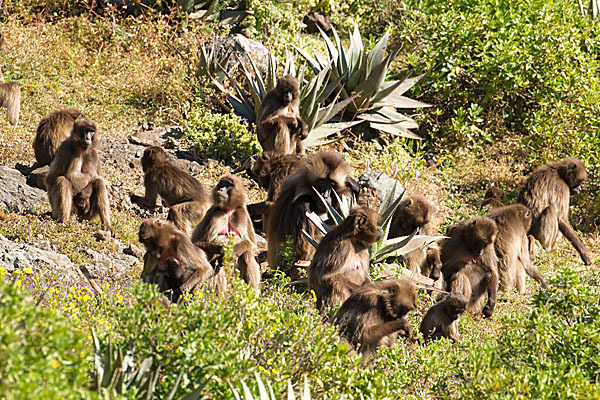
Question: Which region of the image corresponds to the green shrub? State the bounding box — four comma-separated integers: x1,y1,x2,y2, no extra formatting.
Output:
0,282,98,400
455,269,600,399
185,110,261,162
395,0,600,203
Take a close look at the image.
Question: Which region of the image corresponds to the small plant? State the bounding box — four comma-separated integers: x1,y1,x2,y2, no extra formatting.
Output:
198,46,361,149
185,110,261,162
230,374,320,400
295,24,430,139
303,184,444,283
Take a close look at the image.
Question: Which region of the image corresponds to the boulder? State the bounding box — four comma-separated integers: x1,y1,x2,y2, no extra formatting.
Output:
206,34,270,75
358,171,404,201
0,166,47,213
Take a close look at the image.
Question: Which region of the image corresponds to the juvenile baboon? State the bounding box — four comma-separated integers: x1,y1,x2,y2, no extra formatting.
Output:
333,279,417,360
192,175,261,290
482,186,505,211
45,118,112,231
139,219,215,301
308,206,383,314
0,81,20,125
130,146,211,234
131,146,210,208
518,157,593,265
33,108,83,167
419,293,467,342
267,151,359,276
256,75,308,155
486,204,547,292
440,216,498,317
388,195,442,281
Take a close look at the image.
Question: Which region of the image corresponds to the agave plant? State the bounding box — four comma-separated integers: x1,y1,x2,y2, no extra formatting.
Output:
294,24,430,139
198,45,361,149
302,184,444,285
91,330,205,399
230,374,332,400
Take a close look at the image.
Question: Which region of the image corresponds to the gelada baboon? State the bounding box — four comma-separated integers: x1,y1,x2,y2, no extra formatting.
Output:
440,216,498,317
246,151,303,217
482,186,505,211
0,81,20,125
267,151,359,276
419,293,467,343
45,118,112,231
333,279,417,360
130,146,211,236
486,204,547,292
33,108,83,167
192,175,261,290
518,157,593,265
308,206,383,313
256,75,308,155
389,194,442,281
139,219,216,302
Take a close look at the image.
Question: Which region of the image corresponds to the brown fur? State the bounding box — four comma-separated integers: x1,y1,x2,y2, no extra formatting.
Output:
518,157,593,265
267,151,357,276
192,175,261,290
308,206,383,314
246,151,303,227
168,201,211,237
389,194,442,281
33,108,83,167
482,186,505,211
139,219,214,302
45,118,112,231
333,279,417,360
440,216,498,317
0,81,20,125
419,293,467,342
131,146,211,209
486,204,547,292
256,75,308,155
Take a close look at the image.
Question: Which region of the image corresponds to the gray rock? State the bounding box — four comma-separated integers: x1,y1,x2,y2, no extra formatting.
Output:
0,233,73,273
0,166,47,214
28,166,49,190
206,34,270,75
358,171,404,200
127,126,183,147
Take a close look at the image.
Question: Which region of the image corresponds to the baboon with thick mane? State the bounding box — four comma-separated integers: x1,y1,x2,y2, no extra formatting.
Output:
267,151,359,276
33,108,83,167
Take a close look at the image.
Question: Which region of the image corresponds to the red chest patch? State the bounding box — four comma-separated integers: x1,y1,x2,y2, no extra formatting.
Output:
218,209,239,236
463,256,481,264
353,254,363,270
158,237,182,266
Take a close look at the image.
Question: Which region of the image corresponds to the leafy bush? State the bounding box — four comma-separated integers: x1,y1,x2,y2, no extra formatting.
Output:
185,110,261,162
453,269,600,399
0,282,98,400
